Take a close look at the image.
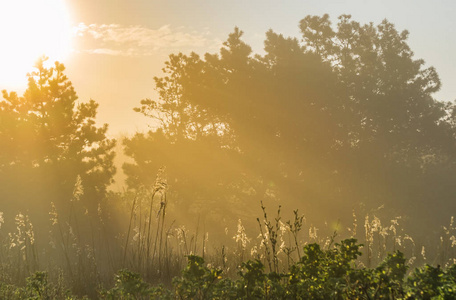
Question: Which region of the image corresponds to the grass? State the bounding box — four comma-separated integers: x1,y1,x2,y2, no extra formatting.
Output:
1,182,456,298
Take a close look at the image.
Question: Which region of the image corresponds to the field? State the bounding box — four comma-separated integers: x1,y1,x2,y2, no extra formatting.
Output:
1,185,456,299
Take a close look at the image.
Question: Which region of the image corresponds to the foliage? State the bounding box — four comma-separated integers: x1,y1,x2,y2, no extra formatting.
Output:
173,255,225,299
99,269,171,300
0,58,116,217
95,239,456,299
406,264,456,299
125,15,456,234
0,271,85,299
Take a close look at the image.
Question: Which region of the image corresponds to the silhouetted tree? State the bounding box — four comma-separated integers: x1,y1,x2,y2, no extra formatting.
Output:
125,16,456,233
299,15,456,221
0,58,116,218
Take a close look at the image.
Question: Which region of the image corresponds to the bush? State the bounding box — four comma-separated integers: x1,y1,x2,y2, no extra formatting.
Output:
4,239,456,299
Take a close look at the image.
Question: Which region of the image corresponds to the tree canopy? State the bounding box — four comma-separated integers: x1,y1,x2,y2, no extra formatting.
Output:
0,58,116,219
126,15,456,233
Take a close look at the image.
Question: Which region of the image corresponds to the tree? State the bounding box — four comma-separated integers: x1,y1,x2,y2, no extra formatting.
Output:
124,48,255,224
299,15,456,221
125,16,456,233
0,58,116,219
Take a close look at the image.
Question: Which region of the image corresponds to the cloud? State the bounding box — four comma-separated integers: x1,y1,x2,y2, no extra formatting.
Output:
74,23,222,56
84,48,124,56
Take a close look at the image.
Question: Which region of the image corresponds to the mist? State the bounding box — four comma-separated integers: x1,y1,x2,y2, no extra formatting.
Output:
1,14,456,298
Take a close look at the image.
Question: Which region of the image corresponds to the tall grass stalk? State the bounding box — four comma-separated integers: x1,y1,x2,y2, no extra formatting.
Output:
123,196,137,267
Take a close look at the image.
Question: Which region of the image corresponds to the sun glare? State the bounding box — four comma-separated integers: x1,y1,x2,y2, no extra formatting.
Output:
0,0,72,90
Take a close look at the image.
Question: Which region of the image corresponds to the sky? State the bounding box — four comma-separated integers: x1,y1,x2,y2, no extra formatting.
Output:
2,0,456,135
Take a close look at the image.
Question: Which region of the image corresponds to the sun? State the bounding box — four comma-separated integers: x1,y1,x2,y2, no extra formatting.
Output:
0,0,72,90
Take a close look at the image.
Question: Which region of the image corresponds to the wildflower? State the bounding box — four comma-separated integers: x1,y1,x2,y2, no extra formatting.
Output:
407,256,416,266
176,226,188,245
404,234,415,247
133,226,140,242
450,235,456,247
309,225,318,240
72,175,84,201
250,245,258,256
371,216,381,232
351,210,357,236
49,202,58,226
233,219,250,249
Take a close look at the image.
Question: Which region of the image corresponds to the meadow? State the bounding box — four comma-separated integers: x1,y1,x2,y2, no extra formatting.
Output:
1,177,456,299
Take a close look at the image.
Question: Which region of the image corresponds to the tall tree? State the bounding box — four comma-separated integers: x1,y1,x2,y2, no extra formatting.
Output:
299,15,456,215
0,58,116,218
124,51,245,221
126,16,456,232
